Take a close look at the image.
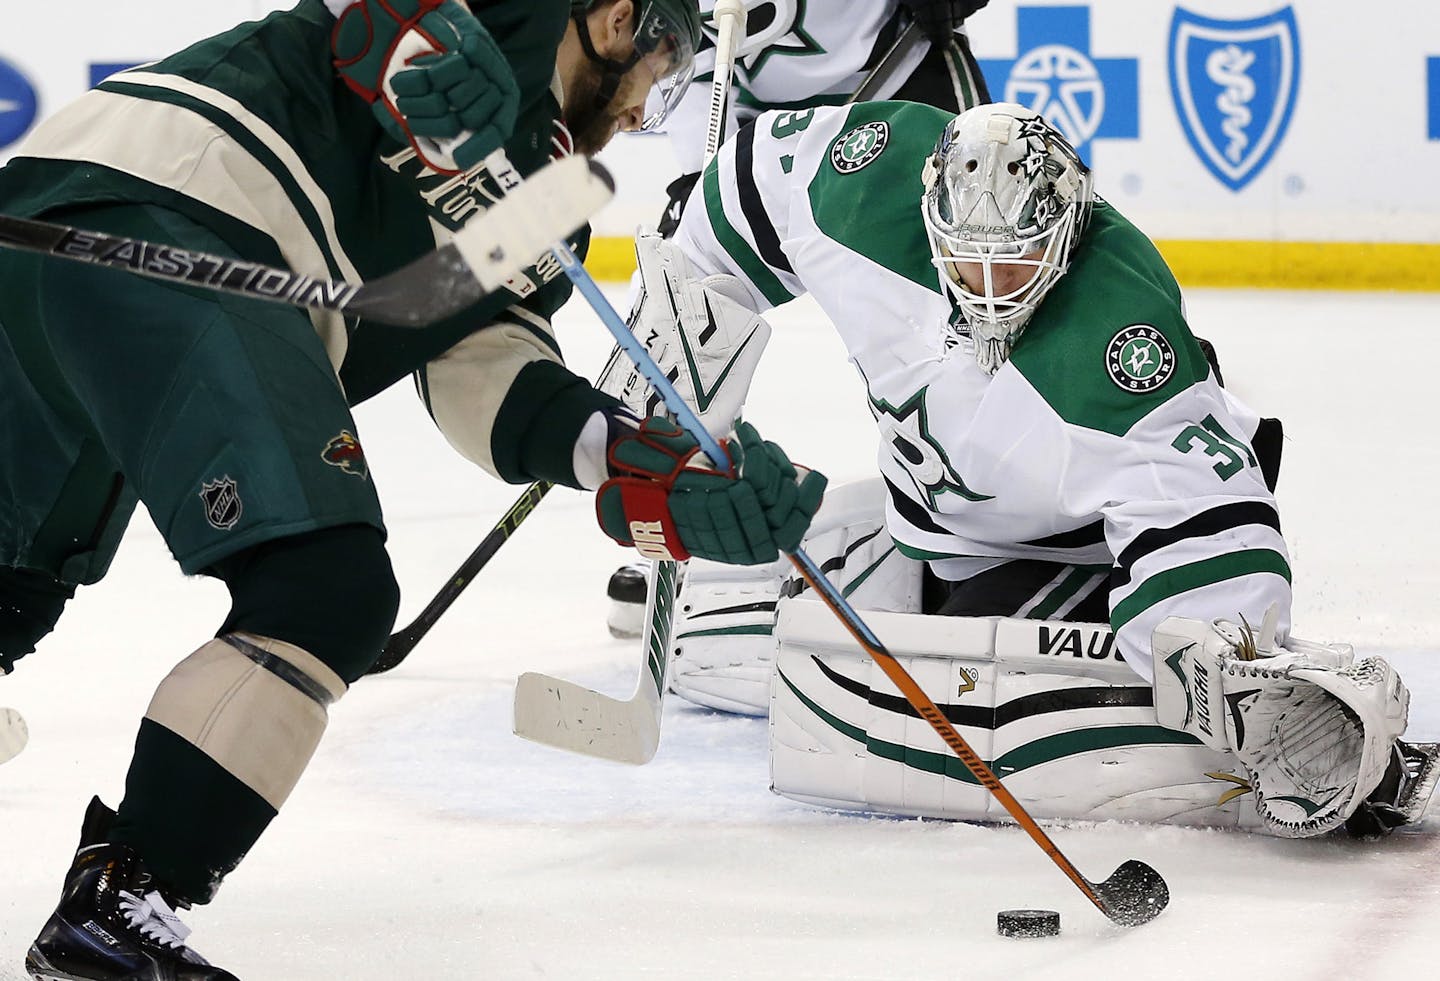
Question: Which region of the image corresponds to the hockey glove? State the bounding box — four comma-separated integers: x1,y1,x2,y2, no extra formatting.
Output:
332,0,519,173
899,1,990,42
596,418,827,566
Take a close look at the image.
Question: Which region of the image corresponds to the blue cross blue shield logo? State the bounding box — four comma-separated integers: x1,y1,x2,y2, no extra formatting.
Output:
1168,7,1301,192
0,57,39,152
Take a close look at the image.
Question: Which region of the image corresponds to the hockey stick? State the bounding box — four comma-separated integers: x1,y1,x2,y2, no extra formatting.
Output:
366,480,553,675
0,152,613,328
0,707,28,767
509,0,749,766
846,19,925,104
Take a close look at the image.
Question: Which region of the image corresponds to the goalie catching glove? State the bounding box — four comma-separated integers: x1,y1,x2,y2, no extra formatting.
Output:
1153,614,1410,838
332,0,519,173
596,417,826,566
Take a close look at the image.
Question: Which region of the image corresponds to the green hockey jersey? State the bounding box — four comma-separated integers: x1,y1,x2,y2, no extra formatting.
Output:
0,0,613,486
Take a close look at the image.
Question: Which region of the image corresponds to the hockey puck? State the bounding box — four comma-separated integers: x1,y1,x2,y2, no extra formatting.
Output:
997,909,1060,938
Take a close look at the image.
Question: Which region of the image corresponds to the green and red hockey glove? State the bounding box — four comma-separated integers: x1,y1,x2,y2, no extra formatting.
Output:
332,0,519,173
596,417,827,566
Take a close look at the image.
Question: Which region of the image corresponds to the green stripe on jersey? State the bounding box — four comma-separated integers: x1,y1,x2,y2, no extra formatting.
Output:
703,159,793,306
1110,549,1293,631
1009,203,1211,438
806,101,949,293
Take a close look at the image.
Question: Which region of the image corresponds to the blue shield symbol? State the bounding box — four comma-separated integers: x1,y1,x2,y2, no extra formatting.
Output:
1169,7,1300,191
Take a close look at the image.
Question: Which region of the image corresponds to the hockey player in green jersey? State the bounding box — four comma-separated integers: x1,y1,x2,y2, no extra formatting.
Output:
605,99,1436,842
0,2,827,978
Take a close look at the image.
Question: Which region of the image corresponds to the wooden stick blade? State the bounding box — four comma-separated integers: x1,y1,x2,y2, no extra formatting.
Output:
512,672,661,765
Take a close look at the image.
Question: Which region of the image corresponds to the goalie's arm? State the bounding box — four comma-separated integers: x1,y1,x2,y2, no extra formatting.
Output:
670,105,857,310
1085,398,1293,683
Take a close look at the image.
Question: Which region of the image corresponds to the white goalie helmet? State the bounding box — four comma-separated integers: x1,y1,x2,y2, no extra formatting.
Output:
921,102,1094,372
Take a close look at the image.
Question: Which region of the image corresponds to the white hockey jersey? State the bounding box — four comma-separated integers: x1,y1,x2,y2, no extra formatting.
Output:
663,0,952,172
671,100,1293,680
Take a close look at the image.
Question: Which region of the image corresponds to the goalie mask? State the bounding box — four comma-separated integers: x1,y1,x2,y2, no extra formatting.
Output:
921,103,1094,372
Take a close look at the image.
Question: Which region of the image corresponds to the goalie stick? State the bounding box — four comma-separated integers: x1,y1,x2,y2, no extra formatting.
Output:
510,0,750,767
1,707,28,767
846,19,925,104
0,152,613,328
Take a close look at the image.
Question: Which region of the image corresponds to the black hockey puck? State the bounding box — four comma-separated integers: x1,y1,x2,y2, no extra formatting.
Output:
997,909,1061,938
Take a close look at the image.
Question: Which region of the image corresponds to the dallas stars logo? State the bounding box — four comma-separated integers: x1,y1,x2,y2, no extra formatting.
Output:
705,0,824,77
1105,325,1177,393
867,386,993,507
831,121,889,174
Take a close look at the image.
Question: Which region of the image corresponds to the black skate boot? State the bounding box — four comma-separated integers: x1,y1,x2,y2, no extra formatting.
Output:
606,560,650,639
1345,740,1440,839
26,797,238,981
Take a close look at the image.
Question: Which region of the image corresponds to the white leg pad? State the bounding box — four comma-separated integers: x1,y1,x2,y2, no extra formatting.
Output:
771,604,1274,831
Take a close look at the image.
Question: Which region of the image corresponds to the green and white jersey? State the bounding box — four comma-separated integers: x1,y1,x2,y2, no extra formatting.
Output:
0,0,613,487
674,100,1291,679
665,0,964,173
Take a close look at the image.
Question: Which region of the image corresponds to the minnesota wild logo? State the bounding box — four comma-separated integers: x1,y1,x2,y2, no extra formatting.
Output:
1106,325,1177,393
321,430,369,479
831,121,889,174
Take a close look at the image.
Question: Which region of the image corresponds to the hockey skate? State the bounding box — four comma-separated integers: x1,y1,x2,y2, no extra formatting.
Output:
27,797,238,981
1345,740,1440,839
606,560,650,639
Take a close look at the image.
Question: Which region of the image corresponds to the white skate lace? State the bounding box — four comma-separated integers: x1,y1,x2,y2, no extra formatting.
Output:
118,890,193,950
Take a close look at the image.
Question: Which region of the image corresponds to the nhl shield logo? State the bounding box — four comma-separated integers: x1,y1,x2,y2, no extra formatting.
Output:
1168,7,1300,191
199,476,243,530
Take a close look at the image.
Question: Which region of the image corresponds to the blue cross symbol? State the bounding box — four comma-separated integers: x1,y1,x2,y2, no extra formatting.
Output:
979,6,1140,165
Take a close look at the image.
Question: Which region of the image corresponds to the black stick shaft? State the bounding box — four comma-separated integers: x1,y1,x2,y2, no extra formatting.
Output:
846,20,926,104
0,214,363,314
368,480,554,675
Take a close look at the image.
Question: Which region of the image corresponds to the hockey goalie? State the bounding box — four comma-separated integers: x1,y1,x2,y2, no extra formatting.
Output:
603,100,1439,840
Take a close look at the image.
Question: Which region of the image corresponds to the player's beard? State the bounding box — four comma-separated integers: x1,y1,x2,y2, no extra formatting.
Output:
565,63,624,156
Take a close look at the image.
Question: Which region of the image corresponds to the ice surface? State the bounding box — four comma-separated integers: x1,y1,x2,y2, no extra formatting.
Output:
2,287,1438,980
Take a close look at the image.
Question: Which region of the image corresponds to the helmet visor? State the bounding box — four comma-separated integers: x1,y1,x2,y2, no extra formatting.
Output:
633,2,697,131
